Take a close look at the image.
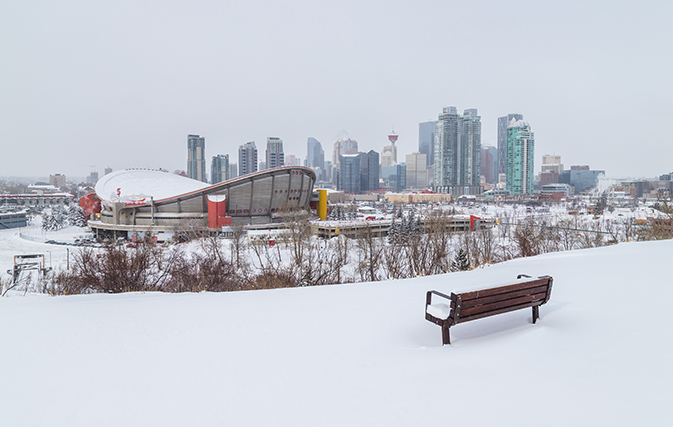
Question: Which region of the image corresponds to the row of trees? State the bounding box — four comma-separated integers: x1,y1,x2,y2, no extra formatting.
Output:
42,204,87,231
39,201,672,295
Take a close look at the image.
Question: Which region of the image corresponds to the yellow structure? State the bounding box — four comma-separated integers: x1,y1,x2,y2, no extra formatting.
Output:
318,190,327,220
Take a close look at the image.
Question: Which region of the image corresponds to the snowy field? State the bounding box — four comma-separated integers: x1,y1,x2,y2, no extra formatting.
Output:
0,225,81,281
1,233,672,425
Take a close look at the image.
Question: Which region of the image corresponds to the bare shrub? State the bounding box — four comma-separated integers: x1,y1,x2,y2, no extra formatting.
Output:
244,271,297,290
513,218,542,257
164,251,239,292
578,220,604,248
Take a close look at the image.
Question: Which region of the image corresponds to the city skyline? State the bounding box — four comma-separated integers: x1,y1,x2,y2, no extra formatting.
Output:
1,1,671,179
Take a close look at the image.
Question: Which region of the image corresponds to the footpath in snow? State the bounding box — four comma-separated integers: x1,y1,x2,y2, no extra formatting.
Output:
1,239,672,426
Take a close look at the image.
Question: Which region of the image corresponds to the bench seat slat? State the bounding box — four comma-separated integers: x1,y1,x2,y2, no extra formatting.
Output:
458,292,548,318
456,300,545,324
459,285,550,309
459,278,550,301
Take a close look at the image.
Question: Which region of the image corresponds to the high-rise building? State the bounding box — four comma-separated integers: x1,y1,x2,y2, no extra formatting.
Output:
419,121,437,166
497,114,523,176
104,167,113,176
285,154,301,166
358,150,380,193
382,163,406,192
230,163,238,179
187,134,206,182
238,141,258,176
559,168,605,193
338,154,361,194
49,174,66,188
266,137,284,169
505,119,535,195
306,137,325,170
332,138,358,185
540,154,563,186
88,171,99,184
323,161,332,183
406,152,428,189
332,138,358,166
434,107,482,194
543,154,562,166
481,146,498,184
211,154,230,184
381,132,398,168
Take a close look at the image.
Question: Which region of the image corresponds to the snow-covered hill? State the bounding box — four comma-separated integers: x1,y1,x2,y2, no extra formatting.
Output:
1,239,672,426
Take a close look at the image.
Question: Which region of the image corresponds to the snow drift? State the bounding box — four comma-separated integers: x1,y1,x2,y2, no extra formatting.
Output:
1,240,672,426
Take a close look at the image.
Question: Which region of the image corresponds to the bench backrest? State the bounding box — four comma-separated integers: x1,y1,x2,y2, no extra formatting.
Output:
450,276,553,324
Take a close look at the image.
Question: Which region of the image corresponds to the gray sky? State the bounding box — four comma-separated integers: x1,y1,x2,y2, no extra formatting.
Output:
1,0,672,180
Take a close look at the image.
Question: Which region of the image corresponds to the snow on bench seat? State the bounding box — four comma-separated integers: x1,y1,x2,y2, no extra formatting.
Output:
426,303,451,320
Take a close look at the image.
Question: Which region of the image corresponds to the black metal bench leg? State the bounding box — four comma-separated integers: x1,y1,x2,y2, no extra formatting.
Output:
442,325,451,345
532,306,539,324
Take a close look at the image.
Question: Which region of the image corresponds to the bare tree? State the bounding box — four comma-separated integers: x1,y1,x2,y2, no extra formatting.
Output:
513,218,542,258
228,222,249,273
557,216,580,251
425,210,452,275
355,224,382,282
174,217,208,242
330,235,351,284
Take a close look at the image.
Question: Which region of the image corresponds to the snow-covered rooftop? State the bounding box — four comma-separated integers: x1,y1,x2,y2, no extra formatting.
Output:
95,169,210,202
508,118,530,129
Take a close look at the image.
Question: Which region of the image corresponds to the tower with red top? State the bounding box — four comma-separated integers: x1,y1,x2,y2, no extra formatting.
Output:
382,130,398,167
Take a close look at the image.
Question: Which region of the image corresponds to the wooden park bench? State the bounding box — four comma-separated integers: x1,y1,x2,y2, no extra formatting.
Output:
425,274,553,345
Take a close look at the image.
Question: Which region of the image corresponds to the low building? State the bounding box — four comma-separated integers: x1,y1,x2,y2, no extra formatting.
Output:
384,192,452,204
540,183,572,202
558,169,605,193
0,193,74,207
0,212,28,229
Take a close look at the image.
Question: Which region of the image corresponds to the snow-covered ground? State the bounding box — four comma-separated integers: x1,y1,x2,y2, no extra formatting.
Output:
1,234,672,425
0,225,81,280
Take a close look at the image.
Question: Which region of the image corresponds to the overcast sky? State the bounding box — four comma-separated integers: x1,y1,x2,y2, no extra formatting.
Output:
1,0,671,180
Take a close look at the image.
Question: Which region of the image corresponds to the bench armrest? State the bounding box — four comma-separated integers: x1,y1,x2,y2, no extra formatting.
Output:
426,290,452,306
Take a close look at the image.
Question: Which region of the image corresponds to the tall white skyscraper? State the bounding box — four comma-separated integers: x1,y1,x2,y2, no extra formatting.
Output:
266,137,284,169
406,152,428,189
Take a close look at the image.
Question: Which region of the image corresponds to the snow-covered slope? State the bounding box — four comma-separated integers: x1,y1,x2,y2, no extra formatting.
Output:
1,240,672,426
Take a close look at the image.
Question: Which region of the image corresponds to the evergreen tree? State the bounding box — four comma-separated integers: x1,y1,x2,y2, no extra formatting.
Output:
41,209,54,231
66,204,88,227
407,207,421,237
387,215,401,245
451,249,470,272
42,208,64,231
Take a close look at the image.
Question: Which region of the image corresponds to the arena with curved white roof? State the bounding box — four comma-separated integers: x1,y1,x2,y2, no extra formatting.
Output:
88,166,317,239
